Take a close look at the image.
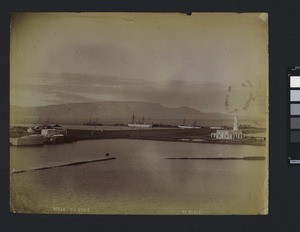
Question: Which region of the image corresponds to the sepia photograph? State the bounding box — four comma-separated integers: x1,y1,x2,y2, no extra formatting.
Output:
10,12,268,215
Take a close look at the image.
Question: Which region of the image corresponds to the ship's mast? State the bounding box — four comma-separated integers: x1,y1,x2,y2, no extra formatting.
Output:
193,119,197,127
131,113,135,124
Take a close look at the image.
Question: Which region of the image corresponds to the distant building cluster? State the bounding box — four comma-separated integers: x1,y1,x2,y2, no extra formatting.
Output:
10,124,77,146
27,124,65,135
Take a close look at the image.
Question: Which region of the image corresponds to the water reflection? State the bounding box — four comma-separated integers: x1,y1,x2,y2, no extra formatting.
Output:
10,139,267,214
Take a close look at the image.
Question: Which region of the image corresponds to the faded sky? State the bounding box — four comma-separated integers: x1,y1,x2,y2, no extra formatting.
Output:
10,13,268,117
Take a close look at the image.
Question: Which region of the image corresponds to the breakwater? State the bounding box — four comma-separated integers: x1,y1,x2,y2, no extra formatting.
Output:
65,128,266,146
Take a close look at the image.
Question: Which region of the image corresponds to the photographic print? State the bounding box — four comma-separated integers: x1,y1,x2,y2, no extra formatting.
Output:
10,12,268,214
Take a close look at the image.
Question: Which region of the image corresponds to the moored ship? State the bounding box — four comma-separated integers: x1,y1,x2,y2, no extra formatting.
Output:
178,119,201,129
127,114,153,128
178,125,201,129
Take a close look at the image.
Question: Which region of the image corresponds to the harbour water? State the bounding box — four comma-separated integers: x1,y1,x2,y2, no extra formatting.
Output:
10,139,268,214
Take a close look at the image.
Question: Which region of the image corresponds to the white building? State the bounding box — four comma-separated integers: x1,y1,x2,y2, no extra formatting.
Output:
27,127,35,133
211,129,244,139
210,115,244,140
41,129,61,137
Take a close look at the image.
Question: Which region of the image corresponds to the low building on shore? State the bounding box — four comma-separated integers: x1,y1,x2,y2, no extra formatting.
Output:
211,129,244,140
210,115,244,140
41,128,64,137
27,124,65,135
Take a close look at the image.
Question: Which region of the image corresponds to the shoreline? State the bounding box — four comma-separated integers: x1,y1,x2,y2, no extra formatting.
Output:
65,128,266,146
10,126,266,146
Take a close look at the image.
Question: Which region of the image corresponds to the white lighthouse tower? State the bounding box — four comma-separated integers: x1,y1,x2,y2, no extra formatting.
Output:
233,114,238,131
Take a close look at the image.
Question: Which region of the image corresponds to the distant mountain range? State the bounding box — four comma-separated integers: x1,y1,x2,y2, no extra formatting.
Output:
10,101,233,125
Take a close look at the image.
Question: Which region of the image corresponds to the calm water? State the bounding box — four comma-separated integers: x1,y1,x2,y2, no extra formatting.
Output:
10,139,268,215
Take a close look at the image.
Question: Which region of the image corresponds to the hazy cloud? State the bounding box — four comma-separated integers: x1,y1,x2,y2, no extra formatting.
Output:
10,13,268,117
